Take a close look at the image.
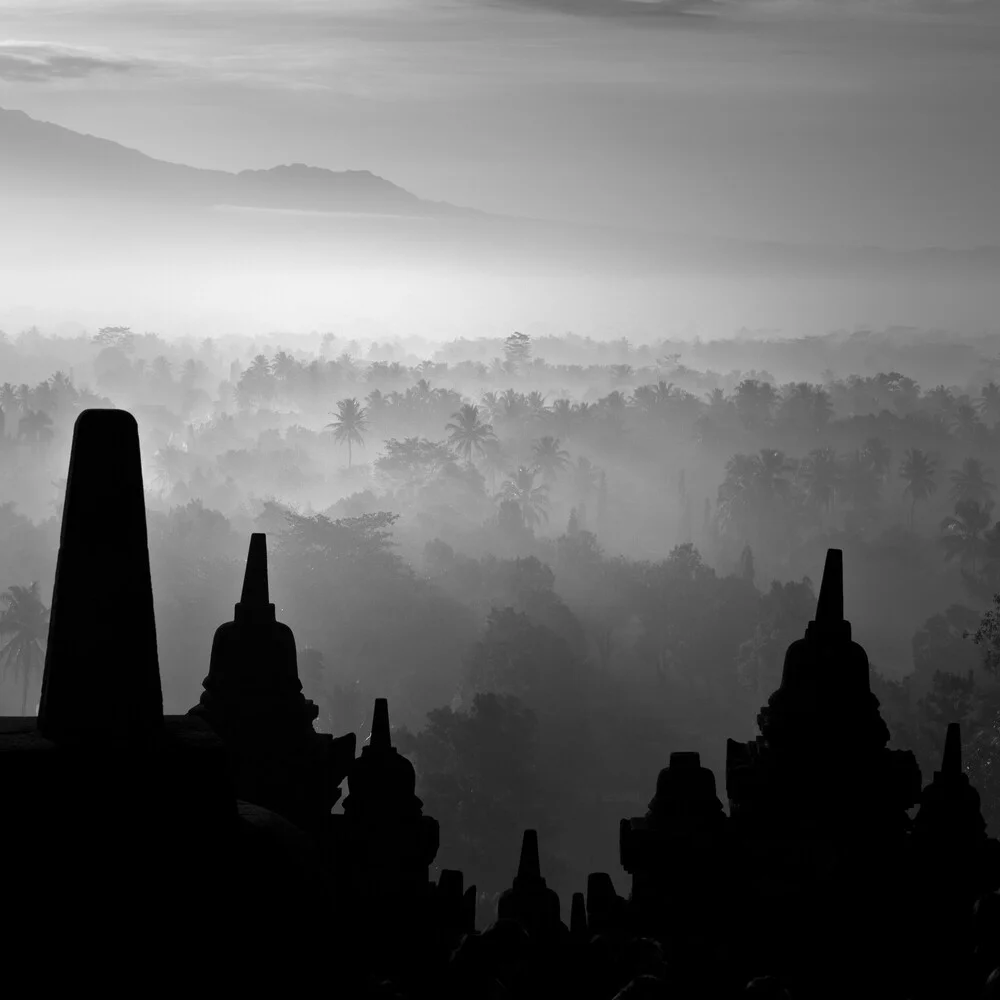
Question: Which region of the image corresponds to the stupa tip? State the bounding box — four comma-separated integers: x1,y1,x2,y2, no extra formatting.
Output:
240,533,270,607
370,697,392,750
942,722,962,777
815,548,844,623
517,829,541,881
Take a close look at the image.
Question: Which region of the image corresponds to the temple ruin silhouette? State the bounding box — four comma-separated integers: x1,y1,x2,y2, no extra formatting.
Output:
4,407,1000,998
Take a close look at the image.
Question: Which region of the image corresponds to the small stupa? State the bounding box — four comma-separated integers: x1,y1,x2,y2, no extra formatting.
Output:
497,829,563,939
190,532,355,836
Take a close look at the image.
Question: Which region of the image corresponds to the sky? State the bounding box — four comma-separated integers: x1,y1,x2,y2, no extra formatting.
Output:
0,0,998,251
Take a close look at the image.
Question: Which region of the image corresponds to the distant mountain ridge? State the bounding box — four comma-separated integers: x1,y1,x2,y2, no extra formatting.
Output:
1,105,997,278
0,106,474,218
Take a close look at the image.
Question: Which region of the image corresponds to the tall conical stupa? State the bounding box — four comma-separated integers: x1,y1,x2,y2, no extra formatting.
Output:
39,408,163,744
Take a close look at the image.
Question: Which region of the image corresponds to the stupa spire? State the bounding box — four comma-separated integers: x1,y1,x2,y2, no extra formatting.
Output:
38,409,163,743
371,698,392,751
815,548,844,623
517,829,542,883
806,548,851,644
234,533,275,623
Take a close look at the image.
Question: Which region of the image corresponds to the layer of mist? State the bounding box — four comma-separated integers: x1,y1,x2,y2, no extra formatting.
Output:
2,323,1000,911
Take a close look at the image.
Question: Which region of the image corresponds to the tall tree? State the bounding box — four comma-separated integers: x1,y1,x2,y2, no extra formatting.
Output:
940,499,994,574
950,458,996,506
498,467,550,528
503,332,532,373
862,437,893,487
17,409,54,447
0,582,49,715
326,397,369,468
445,404,496,464
532,436,571,482
799,446,841,516
900,448,938,528
979,383,1000,428
479,438,507,494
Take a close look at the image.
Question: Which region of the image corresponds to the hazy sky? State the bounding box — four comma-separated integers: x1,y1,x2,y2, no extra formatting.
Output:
1,0,998,249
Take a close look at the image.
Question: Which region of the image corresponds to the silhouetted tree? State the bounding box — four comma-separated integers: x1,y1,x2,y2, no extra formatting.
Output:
0,582,49,715
951,458,997,506
446,404,495,464
498,467,550,528
900,448,938,527
941,500,994,574
503,332,532,373
531,436,570,483
327,397,369,468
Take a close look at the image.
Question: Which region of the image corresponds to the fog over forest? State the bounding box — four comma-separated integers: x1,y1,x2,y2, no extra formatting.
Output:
3,321,1000,914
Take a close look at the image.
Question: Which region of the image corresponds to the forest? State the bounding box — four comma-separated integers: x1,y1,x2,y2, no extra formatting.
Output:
2,322,1000,918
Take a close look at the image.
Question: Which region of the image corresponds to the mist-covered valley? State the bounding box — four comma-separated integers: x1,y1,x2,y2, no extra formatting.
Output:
3,320,1000,913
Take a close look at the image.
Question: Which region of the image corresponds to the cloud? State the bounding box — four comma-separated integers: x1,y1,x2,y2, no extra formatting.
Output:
487,0,724,18
0,42,143,83
484,0,999,22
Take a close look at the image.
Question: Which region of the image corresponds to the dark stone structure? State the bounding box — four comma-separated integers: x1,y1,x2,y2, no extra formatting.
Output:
330,697,441,991
4,408,999,998
498,829,564,939
190,531,355,838
722,549,924,996
621,751,728,941
0,410,320,987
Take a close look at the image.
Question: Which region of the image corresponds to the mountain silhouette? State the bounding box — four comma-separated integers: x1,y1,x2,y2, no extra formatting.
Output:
0,106,471,218
1,104,998,283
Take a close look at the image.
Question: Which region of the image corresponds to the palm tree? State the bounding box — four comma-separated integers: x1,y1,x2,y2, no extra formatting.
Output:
18,409,54,447
799,447,841,515
0,582,49,715
862,437,893,487
479,391,501,424
900,448,938,527
940,500,994,574
497,389,527,424
952,404,983,441
547,399,576,439
756,448,794,502
927,385,956,418
445,404,495,464
983,522,1000,587
532,436,571,482
978,382,1000,427
326,397,369,468
950,457,996,506
733,379,777,431
480,438,507,493
525,391,548,415
497,467,550,528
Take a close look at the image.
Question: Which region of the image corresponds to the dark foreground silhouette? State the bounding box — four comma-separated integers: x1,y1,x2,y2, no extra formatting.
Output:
4,407,1000,998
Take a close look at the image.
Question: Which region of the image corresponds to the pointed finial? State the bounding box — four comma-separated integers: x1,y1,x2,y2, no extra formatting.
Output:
235,533,275,623
804,547,852,644
370,698,392,751
241,533,269,605
39,409,163,743
517,829,541,881
942,722,962,777
815,549,844,623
